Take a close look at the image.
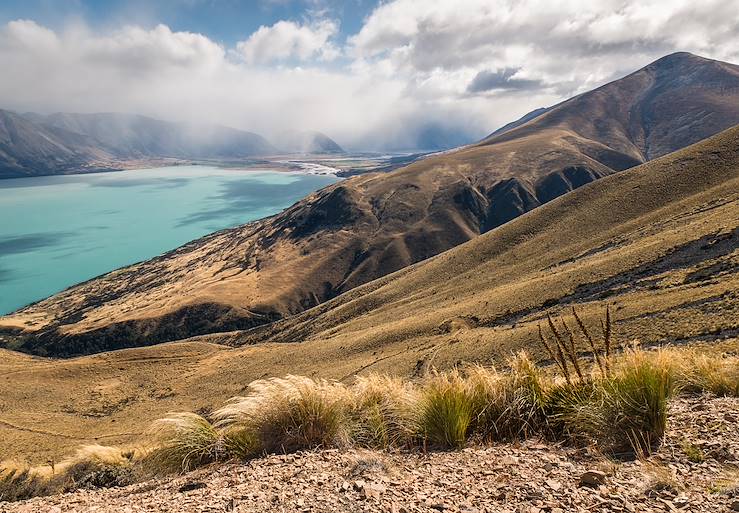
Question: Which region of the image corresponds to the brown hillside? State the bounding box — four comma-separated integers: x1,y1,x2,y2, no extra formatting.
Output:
3,52,739,355
0,123,737,462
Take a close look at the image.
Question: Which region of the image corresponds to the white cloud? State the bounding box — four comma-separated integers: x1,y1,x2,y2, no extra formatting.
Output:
0,0,737,150
236,19,339,64
350,0,739,97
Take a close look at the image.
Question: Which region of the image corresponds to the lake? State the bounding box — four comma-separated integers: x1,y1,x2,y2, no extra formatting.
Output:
0,166,339,315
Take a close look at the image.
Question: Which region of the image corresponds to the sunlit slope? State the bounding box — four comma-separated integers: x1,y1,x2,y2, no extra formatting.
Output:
2,52,738,356
1,124,736,464
240,123,739,353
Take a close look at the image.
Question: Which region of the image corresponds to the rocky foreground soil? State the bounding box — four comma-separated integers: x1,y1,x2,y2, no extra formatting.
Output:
3,397,738,513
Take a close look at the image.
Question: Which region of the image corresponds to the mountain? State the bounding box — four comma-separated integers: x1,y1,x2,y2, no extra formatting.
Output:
40,112,277,159
239,124,739,355
485,107,550,138
0,110,115,179
0,111,277,178
1,123,737,460
2,52,739,355
275,130,343,154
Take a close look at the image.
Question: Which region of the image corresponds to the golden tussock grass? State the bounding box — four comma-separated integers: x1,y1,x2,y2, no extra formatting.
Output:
2,310,738,502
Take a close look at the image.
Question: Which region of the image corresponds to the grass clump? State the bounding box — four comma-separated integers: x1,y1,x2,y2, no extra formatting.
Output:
595,348,672,455
214,375,353,454
350,374,418,448
1,445,137,502
144,413,223,473
468,354,548,441
415,371,474,449
673,350,739,397
538,308,672,456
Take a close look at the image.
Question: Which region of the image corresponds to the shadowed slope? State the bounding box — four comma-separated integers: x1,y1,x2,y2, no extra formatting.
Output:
2,52,738,355
0,123,736,462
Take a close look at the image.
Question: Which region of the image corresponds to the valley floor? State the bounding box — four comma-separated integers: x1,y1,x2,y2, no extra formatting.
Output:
3,396,738,513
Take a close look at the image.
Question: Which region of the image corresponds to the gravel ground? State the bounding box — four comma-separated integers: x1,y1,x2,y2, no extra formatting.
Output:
3,396,738,513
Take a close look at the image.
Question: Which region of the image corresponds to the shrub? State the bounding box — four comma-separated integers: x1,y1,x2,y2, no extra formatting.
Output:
0,465,50,502
0,445,137,502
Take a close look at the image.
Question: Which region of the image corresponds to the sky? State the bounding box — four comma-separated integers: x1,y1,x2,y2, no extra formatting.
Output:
0,0,738,150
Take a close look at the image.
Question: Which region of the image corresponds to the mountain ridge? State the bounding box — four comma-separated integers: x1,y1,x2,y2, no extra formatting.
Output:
2,52,739,355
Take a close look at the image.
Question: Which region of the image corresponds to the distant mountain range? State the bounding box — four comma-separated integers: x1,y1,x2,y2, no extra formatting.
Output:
0,111,343,179
3,52,739,356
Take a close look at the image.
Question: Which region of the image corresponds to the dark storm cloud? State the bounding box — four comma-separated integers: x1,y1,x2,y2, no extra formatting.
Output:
467,68,543,93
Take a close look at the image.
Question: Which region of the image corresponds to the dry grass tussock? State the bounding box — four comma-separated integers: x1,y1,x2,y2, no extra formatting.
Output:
2,308,738,501
0,445,140,502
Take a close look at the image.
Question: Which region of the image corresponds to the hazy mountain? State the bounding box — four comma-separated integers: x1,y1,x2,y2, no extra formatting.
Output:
40,112,276,159
0,109,114,179
0,111,277,178
274,130,343,154
3,52,739,355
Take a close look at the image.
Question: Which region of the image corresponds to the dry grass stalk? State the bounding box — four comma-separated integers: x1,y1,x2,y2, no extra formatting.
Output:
537,323,567,377
561,318,585,381
546,315,573,385
571,307,606,377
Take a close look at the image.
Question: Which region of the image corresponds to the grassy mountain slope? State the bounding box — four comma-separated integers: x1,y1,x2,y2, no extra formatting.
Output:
0,122,736,462
2,52,738,355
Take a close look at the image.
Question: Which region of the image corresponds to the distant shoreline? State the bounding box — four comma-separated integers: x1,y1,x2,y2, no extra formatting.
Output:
0,151,426,181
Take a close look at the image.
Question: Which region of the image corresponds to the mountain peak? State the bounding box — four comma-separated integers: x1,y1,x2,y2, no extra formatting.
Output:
645,51,720,71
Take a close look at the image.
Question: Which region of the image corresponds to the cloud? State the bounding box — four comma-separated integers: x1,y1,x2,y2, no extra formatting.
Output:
236,19,339,64
0,0,737,151
467,68,543,93
350,0,739,95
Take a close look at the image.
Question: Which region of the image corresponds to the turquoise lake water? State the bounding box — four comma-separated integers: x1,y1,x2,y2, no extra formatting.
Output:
0,166,339,315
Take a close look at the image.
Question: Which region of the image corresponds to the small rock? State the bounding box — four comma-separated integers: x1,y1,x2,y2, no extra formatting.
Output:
546,479,562,491
178,482,207,493
361,482,386,499
579,470,607,487
730,499,739,512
